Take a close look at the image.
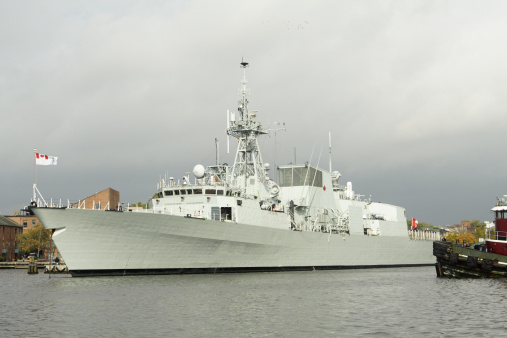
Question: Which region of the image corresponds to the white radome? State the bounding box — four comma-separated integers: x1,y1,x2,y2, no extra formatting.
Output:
193,164,205,178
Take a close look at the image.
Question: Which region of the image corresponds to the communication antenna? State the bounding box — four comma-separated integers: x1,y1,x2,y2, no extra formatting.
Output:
215,138,219,165
267,122,286,169
226,110,230,153
238,58,249,121
329,132,332,173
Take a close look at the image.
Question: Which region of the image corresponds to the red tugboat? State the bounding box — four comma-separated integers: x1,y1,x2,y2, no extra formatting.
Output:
434,197,507,277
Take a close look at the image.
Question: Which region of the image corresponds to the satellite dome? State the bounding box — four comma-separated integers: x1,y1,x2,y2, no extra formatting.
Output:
193,164,205,178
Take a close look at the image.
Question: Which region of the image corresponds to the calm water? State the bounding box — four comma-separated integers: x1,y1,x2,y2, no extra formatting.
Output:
1,267,505,337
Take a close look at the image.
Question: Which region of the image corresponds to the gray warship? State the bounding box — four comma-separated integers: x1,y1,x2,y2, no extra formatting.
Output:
32,61,435,276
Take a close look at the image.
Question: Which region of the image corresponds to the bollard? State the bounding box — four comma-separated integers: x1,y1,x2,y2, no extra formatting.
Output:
28,261,38,274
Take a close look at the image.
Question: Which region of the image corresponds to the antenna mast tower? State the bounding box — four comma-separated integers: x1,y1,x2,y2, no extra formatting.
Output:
227,61,268,192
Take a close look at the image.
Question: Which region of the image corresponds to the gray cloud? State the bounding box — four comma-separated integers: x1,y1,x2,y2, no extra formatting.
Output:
1,0,506,225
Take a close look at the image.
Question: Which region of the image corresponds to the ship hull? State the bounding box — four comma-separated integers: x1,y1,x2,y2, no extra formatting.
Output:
34,208,435,277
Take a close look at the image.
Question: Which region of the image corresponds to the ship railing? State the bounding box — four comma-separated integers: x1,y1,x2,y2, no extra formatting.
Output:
158,181,228,189
33,197,77,209
408,229,441,241
32,197,124,211
32,186,73,209
363,216,398,222
486,230,507,241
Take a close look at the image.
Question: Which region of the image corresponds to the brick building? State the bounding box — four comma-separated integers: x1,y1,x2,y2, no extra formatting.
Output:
71,188,120,210
6,211,41,233
0,214,23,261
452,220,472,232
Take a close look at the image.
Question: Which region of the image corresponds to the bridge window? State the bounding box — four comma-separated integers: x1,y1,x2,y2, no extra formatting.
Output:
277,166,323,187
165,190,173,196
193,189,202,194
205,189,216,195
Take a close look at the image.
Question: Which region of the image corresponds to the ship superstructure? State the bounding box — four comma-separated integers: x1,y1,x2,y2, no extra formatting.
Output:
31,61,436,276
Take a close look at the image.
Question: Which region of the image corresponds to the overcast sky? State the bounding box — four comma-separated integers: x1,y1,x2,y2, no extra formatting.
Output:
1,0,506,225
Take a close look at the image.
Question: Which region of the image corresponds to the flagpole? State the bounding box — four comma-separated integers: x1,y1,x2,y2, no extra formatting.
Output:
34,147,37,202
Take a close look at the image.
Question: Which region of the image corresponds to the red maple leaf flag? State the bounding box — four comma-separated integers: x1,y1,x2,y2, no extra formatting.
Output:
412,218,419,229
35,152,58,166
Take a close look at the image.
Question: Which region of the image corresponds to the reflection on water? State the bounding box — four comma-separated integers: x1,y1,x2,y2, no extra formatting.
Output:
1,267,505,337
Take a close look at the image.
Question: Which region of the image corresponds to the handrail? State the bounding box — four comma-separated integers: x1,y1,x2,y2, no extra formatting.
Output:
487,230,507,241
408,229,441,241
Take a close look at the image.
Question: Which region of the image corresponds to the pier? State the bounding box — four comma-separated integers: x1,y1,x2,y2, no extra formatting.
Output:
0,261,69,274
0,261,47,269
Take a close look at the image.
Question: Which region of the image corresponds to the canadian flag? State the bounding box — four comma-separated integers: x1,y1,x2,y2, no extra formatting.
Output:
36,153,58,166
412,217,419,229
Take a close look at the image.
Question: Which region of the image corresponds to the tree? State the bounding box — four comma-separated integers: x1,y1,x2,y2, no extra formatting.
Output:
16,225,52,257
445,232,478,246
470,219,485,228
135,202,149,209
469,219,486,238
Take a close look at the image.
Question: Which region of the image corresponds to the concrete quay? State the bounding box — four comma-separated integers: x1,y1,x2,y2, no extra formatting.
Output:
0,261,53,269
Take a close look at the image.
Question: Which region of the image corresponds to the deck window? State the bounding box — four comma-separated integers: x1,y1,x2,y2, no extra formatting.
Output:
174,190,180,195
205,189,216,195
186,189,192,194
180,190,186,195
217,190,224,195
193,189,202,194
165,190,173,196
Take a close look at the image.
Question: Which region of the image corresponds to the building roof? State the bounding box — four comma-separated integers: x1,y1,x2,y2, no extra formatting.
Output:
0,214,23,228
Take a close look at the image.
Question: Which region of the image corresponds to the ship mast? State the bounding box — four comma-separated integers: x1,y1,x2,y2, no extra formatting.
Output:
227,61,268,195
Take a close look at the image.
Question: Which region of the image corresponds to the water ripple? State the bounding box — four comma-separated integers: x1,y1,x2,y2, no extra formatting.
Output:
1,267,505,337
